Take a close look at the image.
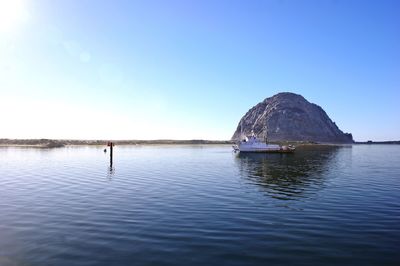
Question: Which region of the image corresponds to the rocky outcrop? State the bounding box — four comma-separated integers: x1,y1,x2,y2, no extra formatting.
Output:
232,92,353,143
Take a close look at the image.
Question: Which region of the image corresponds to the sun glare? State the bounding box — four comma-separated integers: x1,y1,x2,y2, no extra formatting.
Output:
0,0,28,33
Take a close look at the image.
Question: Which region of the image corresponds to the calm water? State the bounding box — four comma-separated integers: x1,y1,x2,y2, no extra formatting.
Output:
0,145,399,266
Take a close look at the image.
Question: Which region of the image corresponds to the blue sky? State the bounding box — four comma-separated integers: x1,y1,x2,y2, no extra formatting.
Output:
0,0,399,140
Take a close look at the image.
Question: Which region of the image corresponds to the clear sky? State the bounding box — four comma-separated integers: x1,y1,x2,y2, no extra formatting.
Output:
0,0,399,141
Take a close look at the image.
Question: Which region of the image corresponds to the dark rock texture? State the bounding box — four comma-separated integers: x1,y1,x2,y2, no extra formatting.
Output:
232,92,353,143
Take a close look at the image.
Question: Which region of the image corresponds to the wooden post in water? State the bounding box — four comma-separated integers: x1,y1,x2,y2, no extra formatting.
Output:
110,142,113,167
107,141,114,167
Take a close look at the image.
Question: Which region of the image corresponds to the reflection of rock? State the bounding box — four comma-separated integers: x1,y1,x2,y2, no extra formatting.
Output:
235,146,341,200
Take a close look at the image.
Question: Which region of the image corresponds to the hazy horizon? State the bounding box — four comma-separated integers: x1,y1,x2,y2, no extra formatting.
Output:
1,0,399,141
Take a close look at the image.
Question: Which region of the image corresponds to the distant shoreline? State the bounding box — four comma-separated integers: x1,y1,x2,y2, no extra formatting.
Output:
0,139,234,148
355,141,400,144
0,139,398,148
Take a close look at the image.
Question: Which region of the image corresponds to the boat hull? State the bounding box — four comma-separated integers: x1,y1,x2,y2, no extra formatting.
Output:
238,149,295,153
233,144,295,153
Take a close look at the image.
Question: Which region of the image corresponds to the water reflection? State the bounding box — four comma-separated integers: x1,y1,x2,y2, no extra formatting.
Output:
235,146,342,200
107,166,115,179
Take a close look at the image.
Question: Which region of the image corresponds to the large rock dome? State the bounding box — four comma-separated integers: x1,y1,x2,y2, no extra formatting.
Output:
232,92,353,143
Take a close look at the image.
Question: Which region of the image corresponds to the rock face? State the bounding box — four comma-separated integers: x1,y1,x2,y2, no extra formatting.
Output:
232,92,353,143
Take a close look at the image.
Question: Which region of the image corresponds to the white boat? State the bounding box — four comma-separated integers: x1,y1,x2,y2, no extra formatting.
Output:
233,135,295,153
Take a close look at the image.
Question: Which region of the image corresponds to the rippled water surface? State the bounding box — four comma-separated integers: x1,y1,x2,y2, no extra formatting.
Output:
0,145,399,266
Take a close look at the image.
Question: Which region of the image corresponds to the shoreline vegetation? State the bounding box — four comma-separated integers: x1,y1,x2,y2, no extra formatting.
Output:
0,139,399,148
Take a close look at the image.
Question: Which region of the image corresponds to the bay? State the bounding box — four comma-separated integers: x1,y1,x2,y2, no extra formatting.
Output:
0,145,399,266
